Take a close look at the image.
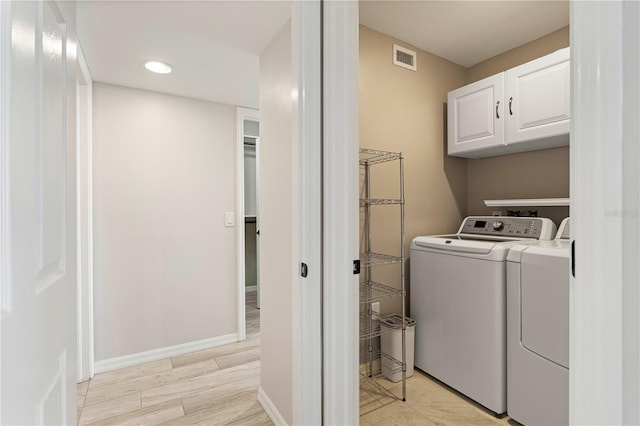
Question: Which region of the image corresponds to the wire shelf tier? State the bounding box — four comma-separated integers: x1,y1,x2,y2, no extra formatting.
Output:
360,198,403,206
360,252,403,267
359,280,404,304
359,148,402,166
360,348,404,376
359,313,401,341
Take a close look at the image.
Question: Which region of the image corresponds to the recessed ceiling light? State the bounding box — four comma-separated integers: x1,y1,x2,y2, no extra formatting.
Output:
144,61,172,74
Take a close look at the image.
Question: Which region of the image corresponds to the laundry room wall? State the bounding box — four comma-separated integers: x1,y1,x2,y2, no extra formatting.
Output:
359,25,468,314
464,26,571,225
92,82,238,363
259,21,294,424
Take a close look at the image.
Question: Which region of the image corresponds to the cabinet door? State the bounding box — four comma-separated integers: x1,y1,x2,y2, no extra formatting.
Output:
506,47,570,145
447,73,505,157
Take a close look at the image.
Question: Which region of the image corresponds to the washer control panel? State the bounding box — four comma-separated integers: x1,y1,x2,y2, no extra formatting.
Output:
460,216,546,239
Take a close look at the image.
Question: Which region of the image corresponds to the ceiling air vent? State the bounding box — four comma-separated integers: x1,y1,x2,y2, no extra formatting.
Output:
393,44,417,71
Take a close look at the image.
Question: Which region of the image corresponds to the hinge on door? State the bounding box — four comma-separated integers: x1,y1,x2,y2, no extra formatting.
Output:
301,262,308,278
353,260,361,275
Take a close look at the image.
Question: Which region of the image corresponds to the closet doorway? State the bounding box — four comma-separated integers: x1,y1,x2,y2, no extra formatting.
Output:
236,107,260,340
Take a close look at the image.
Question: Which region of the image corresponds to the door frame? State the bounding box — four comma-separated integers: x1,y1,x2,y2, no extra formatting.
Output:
322,1,360,423
329,2,640,425
235,106,259,342
0,0,9,315
570,1,640,423
76,42,94,383
291,0,323,423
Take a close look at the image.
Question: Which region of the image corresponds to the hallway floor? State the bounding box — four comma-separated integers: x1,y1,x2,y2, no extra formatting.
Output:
78,292,517,425
76,290,269,426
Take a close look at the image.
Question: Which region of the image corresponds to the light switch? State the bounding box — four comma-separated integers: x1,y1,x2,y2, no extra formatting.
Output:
225,212,235,227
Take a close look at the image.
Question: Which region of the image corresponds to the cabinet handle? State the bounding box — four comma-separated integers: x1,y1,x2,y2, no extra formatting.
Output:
496,100,500,119
509,97,513,115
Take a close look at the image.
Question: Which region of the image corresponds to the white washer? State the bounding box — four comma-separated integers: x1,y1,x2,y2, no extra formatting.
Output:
410,216,557,414
506,218,570,425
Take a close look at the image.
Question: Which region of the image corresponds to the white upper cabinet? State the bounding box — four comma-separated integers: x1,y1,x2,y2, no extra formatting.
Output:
448,47,570,158
448,73,505,155
506,48,570,145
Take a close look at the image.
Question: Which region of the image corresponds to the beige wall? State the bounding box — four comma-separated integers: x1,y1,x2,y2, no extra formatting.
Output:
466,148,570,224
359,26,468,312
466,27,570,83
92,83,238,361
259,21,294,424
465,26,570,225
360,25,572,315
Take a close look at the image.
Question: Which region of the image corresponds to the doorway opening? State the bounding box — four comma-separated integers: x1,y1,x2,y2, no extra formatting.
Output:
236,107,260,341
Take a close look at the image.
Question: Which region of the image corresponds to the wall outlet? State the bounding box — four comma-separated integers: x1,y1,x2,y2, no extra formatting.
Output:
371,302,380,319
492,210,503,216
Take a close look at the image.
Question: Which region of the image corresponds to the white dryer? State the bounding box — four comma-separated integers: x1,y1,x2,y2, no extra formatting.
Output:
506,218,570,425
410,216,556,414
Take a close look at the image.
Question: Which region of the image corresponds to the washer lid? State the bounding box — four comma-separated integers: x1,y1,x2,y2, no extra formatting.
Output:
412,234,536,260
413,236,494,254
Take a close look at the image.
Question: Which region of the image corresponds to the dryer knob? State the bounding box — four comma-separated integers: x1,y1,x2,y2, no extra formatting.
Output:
492,221,504,231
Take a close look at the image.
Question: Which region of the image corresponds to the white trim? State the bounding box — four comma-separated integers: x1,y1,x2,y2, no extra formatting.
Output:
75,41,94,383
570,1,640,424
484,198,570,207
0,0,11,315
236,107,259,343
291,1,322,425
94,334,238,374
322,1,360,424
258,386,288,426
245,285,257,293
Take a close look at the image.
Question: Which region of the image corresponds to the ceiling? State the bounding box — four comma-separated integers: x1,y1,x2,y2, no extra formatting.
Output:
359,1,570,68
77,1,569,108
76,1,291,108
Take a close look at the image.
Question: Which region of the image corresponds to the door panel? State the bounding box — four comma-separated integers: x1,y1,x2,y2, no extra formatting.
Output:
1,1,77,424
506,47,570,144
447,73,505,156
521,251,570,368
36,0,67,290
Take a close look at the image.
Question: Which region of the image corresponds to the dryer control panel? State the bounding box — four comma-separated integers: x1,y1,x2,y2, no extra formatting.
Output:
460,216,551,239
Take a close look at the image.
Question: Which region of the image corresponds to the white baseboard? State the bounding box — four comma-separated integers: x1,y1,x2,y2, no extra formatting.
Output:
258,386,288,426
245,286,257,292
94,333,238,374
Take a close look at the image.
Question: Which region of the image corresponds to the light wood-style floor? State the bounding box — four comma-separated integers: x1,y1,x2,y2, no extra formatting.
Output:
79,291,517,425
360,370,517,426
77,290,270,426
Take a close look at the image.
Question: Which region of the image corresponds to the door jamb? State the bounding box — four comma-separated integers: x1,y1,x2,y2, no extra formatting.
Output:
322,1,360,423
236,107,259,342
291,1,323,423
570,2,640,423
0,0,10,315
76,42,94,382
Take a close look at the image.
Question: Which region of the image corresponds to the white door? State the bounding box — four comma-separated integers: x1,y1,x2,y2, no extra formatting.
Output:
447,73,505,157
1,1,77,424
506,47,570,145
254,137,260,309
242,117,260,309
242,142,258,305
